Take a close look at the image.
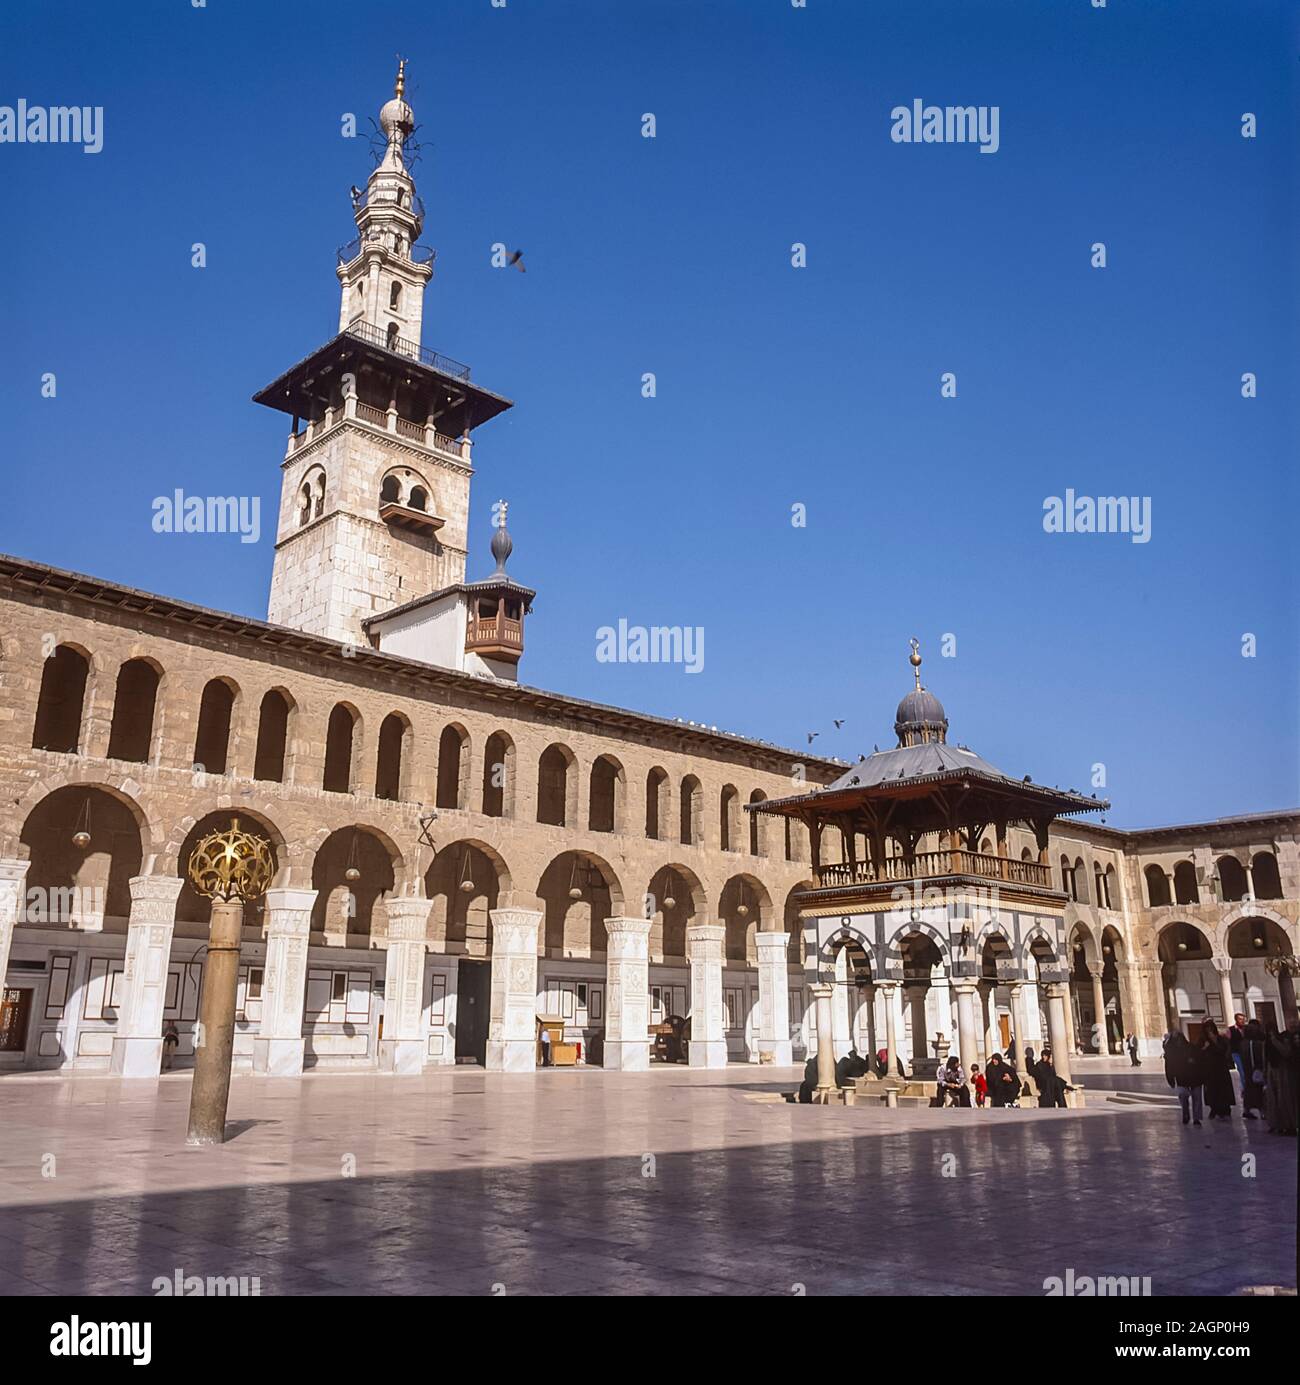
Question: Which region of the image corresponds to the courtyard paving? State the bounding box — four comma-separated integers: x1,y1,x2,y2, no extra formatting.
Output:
0,1064,1293,1296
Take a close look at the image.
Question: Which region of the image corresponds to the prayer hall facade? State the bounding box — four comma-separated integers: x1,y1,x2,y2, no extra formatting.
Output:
1,72,1296,1083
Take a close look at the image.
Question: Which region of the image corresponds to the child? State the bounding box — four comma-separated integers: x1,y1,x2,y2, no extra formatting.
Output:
970,1062,988,1108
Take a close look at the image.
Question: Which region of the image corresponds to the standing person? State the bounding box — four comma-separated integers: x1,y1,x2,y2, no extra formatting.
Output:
1126,1032,1141,1067
1007,1034,1017,1068
1228,1012,1249,1098
1198,1019,1235,1120
1164,1030,1204,1126
970,1062,988,1108
161,1018,179,1071
1034,1048,1069,1108
1264,1020,1300,1136
539,1023,552,1067
985,1053,1020,1108
1241,1019,1267,1121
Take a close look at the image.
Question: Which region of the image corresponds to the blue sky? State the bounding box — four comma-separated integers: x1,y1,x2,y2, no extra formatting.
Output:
2,0,1296,827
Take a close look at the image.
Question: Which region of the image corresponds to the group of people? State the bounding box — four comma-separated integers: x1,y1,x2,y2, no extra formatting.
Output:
933,1046,1072,1109
794,1038,1073,1108
1163,1012,1300,1135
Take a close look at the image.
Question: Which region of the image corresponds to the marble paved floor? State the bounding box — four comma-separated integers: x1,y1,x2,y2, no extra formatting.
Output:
0,1065,1293,1296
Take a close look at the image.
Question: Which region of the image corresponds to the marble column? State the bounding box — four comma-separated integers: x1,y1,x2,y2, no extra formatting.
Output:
862,984,878,1058
980,982,998,1062
603,916,652,1071
953,981,980,1073
0,858,32,997
1009,982,1031,1084
1045,983,1074,1082
754,930,792,1065
686,922,727,1068
878,980,900,1076
810,982,836,1095
110,875,185,1078
1211,956,1235,1029
378,898,430,1075
905,984,928,1073
1088,967,1108,1053
486,907,541,1072
252,887,316,1076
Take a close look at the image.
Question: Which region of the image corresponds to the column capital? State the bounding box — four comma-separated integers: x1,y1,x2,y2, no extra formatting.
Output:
754,929,790,954
950,978,981,995
263,887,317,937
0,858,33,888
605,915,653,938
685,922,725,944
490,907,542,954
809,981,834,1000
1043,980,1070,1000
384,897,431,942
127,874,185,924
1210,956,1233,975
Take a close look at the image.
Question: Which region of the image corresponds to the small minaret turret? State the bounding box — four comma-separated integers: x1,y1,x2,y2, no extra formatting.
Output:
462,501,536,678
336,59,433,348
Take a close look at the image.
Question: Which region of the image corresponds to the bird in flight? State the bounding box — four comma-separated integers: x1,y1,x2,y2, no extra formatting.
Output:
507,249,526,273
833,718,845,729
806,731,819,744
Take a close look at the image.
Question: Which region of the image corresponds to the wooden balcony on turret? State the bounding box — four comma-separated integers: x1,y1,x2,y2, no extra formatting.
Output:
465,604,524,661
813,848,1054,895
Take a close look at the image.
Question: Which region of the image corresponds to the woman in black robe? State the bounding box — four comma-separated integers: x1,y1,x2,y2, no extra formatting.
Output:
1198,1020,1235,1119
985,1054,1021,1108
1241,1020,1267,1120
1034,1049,1067,1108
1265,1022,1300,1135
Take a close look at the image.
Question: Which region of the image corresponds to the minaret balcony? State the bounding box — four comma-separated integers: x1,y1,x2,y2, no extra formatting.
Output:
812,848,1054,894
379,499,445,536
287,402,471,463
465,610,524,660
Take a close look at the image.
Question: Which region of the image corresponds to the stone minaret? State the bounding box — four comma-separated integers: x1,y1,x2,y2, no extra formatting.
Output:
257,62,513,646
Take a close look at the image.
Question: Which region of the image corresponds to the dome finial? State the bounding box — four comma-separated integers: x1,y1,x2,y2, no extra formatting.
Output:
395,56,406,101
491,499,513,573
909,636,923,690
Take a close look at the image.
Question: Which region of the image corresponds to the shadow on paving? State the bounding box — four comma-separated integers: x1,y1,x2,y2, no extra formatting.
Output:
0,1111,1293,1297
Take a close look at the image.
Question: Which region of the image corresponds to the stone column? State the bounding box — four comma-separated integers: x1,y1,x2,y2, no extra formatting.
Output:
1088,967,1108,1053
953,980,980,1072
1009,982,1032,1086
110,875,185,1078
862,984,878,1058
1211,956,1235,1029
378,898,430,1075
252,887,316,1077
905,984,928,1073
878,980,900,1076
0,859,32,995
604,916,652,1071
754,931,792,1065
980,982,998,1062
1044,983,1074,1082
686,922,727,1068
810,982,836,1096
486,907,541,1072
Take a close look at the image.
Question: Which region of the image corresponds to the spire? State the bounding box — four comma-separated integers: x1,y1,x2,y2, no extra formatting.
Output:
894,638,948,747
378,59,415,169
491,500,513,574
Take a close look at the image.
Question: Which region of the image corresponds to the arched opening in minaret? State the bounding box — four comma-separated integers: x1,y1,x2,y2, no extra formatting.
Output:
1252,852,1283,900
253,689,293,783
385,322,400,350
482,731,515,818
436,724,471,809
408,486,428,512
375,712,410,801
380,474,401,506
106,658,162,763
389,282,402,310
31,644,90,753
679,775,701,847
323,703,360,794
537,744,575,827
645,767,669,840
192,677,237,776
588,755,624,834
